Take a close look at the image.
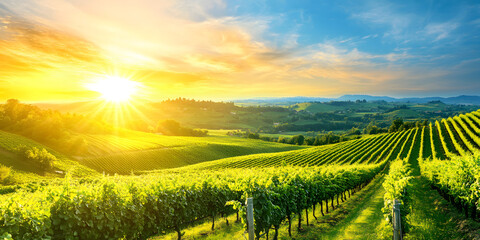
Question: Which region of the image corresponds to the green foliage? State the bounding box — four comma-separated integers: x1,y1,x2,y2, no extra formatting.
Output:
0,164,10,183
388,118,427,133
14,145,55,170
419,154,480,220
0,99,113,153
382,160,413,233
0,130,95,178
364,122,388,134
156,119,208,137
0,233,13,240
229,130,360,146
347,127,362,135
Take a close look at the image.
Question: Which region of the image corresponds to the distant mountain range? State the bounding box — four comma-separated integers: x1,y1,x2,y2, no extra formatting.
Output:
234,95,480,105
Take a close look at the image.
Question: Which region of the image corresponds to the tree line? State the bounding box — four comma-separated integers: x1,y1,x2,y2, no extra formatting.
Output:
227,129,362,146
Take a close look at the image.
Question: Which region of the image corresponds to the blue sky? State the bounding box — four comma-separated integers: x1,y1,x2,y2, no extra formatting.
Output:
223,0,480,96
1,0,480,101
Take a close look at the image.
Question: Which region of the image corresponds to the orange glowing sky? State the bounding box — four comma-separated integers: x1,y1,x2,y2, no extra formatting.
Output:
1,0,479,102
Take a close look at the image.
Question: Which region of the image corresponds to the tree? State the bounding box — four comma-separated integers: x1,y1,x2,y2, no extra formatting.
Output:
247,132,260,139
365,123,379,134
389,119,404,133
156,120,207,137
348,127,361,135
305,137,315,145
4,99,20,120
296,135,305,145
157,120,182,135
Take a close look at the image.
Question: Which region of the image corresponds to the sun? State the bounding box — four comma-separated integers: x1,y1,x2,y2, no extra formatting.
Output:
86,76,140,102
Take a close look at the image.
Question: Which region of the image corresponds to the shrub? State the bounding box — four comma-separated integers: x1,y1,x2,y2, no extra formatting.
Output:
0,164,10,183
14,145,55,170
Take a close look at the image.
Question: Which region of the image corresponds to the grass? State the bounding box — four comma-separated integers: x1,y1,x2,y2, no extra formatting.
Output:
149,214,245,240
303,173,387,240
405,177,480,240
385,109,423,119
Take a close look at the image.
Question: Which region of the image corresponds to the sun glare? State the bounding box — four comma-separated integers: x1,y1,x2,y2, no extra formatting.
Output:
87,76,140,103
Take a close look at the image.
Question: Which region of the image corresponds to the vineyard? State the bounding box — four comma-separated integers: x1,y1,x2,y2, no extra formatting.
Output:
77,133,306,174
0,163,384,240
1,110,480,239
0,130,306,175
183,110,480,170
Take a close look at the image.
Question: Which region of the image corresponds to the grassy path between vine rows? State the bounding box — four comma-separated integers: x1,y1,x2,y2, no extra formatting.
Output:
308,173,386,240
405,176,480,240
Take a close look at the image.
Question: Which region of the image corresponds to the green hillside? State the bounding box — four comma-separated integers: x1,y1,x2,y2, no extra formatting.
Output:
69,131,308,174
0,130,97,179
185,110,480,170
0,127,308,176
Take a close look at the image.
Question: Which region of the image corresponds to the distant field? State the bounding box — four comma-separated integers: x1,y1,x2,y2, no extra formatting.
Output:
385,109,421,119
75,131,308,174
185,109,480,170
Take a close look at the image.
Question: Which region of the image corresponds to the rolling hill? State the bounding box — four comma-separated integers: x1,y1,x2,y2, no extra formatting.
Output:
183,109,480,170
0,130,97,178
76,132,308,174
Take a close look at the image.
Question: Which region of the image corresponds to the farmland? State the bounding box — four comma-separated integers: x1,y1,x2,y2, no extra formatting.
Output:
77,131,307,174
2,109,480,239
0,129,307,175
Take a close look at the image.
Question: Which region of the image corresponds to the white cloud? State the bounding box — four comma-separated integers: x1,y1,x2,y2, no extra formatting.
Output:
351,2,415,39
361,34,378,39
423,21,459,41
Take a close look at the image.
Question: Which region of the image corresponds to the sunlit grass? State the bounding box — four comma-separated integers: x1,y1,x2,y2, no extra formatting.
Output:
405,177,480,240
149,215,245,240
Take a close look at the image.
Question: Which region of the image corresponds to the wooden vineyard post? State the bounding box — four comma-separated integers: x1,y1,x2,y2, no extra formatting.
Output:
393,199,402,240
246,197,254,240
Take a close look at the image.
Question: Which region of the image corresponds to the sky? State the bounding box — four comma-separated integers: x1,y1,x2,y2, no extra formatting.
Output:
1,0,480,102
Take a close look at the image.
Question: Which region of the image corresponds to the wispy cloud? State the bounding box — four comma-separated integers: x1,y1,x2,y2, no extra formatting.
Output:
423,21,459,41
361,34,378,40
0,0,478,100
349,0,465,43
351,2,415,39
